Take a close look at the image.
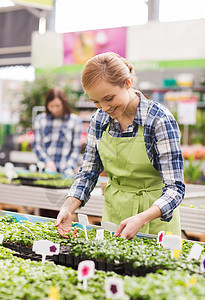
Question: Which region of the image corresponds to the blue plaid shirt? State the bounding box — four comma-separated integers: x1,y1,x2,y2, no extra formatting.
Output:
69,91,185,222
33,113,82,174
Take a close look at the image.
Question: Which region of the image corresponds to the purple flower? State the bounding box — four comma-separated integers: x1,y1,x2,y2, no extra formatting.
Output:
110,284,117,294
50,245,57,253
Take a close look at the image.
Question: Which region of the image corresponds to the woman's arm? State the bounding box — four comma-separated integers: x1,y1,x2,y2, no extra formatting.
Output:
150,110,185,221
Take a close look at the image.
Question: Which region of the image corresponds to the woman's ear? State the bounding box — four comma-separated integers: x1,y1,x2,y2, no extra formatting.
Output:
125,79,132,89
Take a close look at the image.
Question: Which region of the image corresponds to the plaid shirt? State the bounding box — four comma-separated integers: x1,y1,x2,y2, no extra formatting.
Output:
69,91,185,222
33,113,82,174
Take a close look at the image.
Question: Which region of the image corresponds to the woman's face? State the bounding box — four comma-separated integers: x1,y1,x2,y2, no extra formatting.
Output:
47,97,64,118
86,80,132,120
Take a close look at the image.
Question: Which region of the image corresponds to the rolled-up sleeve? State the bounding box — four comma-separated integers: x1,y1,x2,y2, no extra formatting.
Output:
152,113,185,221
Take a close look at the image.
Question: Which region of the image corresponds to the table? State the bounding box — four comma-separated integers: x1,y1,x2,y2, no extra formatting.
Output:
0,183,205,234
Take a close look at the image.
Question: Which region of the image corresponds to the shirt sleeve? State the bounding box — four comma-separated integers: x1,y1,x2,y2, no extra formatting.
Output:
151,112,185,222
63,117,82,173
32,116,52,163
68,114,104,206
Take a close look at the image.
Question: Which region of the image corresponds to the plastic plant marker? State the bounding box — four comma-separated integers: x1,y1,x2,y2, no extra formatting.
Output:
32,240,60,264
4,162,14,170
0,234,3,244
163,234,182,259
5,169,15,182
157,230,165,245
48,286,60,300
78,214,89,225
101,221,118,237
96,229,104,240
78,214,89,240
200,255,205,273
174,249,181,258
78,260,95,290
83,224,88,241
37,161,45,173
29,164,37,173
185,276,197,287
187,243,204,261
105,277,124,299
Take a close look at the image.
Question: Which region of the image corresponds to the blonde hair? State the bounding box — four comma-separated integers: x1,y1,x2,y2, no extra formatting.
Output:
81,52,137,92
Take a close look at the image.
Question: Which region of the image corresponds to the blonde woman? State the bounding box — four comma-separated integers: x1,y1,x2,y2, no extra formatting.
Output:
56,52,185,239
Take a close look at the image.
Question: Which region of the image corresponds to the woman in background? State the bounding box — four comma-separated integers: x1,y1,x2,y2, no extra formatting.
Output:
33,87,82,176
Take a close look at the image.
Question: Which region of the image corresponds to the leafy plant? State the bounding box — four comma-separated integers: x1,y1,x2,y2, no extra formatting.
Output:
184,157,204,184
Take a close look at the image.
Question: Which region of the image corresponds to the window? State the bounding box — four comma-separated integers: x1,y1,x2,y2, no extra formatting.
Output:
159,0,205,22
55,0,148,33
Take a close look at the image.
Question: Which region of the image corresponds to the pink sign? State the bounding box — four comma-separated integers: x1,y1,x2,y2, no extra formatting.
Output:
64,27,126,65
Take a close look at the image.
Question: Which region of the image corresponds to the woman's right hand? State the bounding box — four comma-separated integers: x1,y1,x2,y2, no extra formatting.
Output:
55,209,73,238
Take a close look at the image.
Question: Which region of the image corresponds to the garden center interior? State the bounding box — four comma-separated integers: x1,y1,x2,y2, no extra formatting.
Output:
0,1,205,299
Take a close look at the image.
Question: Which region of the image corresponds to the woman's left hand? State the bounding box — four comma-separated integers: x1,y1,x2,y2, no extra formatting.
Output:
114,205,162,239
114,214,145,239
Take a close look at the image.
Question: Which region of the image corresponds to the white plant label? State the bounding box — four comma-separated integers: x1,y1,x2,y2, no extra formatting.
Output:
157,230,165,246
4,162,14,170
0,234,3,244
78,214,89,240
29,164,37,173
78,214,89,225
5,169,15,182
101,221,118,237
37,161,45,173
187,243,203,261
32,240,60,264
105,277,124,299
78,260,95,290
163,234,182,259
96,229,104,240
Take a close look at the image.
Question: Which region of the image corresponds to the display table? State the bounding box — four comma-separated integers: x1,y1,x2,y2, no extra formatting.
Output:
0,183,104,216
0,183,205,234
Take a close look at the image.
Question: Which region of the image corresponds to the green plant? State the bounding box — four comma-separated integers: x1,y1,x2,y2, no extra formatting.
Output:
184,157,203,184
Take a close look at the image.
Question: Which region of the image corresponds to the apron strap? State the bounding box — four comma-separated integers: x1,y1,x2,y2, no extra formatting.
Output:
137,124,144,137
108,178,163,194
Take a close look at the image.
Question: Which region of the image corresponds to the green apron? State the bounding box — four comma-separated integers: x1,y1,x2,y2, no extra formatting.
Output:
98,123,181,236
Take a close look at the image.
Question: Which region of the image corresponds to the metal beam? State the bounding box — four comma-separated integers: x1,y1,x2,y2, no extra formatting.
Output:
0,46,31,55
148,0,159,21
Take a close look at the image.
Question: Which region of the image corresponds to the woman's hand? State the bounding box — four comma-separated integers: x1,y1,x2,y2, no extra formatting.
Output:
114,214,145,239
114,205,162,239
55,196,82,238
55,209,73,238
45,161,57,172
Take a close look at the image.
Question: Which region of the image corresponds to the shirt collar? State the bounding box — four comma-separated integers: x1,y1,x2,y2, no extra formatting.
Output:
133,90,150,127
101,90,150,129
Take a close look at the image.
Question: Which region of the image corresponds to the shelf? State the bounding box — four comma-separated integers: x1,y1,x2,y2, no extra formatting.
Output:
196,102,205,108
75,102,96,109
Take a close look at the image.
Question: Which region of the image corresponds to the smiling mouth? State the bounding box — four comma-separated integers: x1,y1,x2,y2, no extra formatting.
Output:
107,107,117,115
